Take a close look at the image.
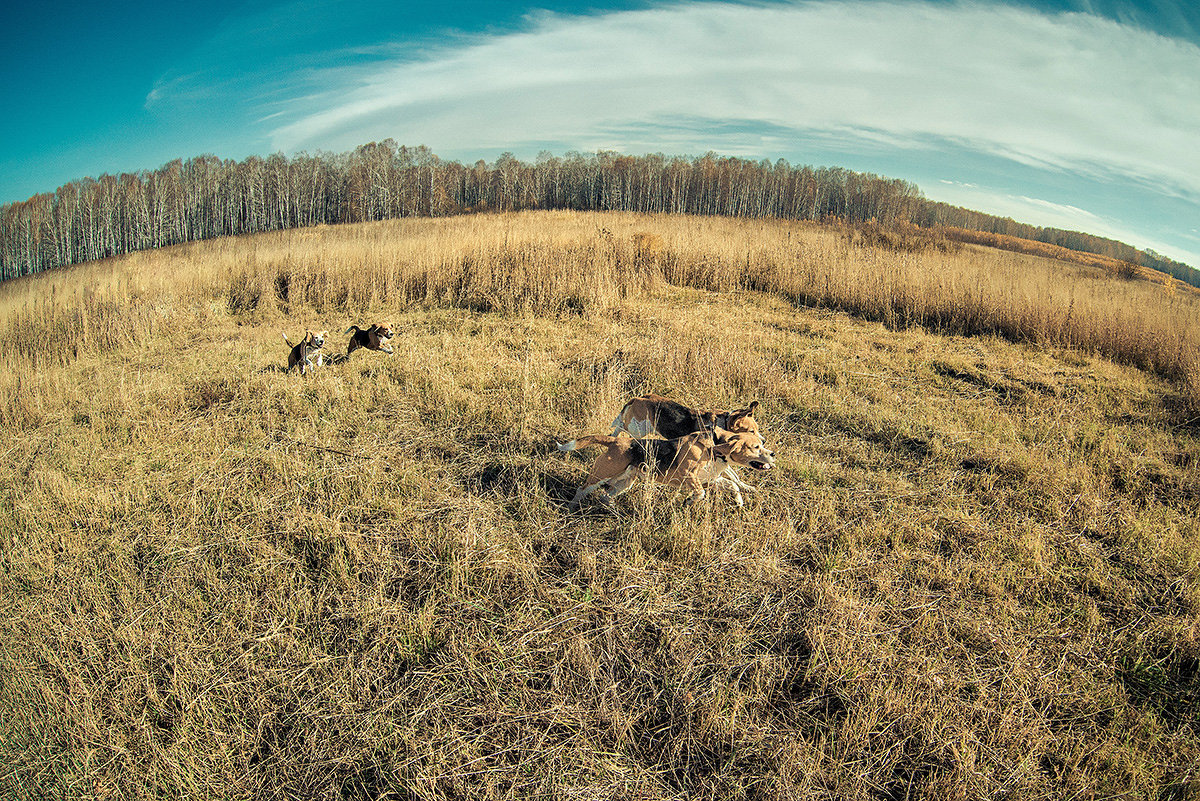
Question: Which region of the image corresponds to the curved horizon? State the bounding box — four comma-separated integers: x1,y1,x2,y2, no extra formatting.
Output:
3,0,1198,266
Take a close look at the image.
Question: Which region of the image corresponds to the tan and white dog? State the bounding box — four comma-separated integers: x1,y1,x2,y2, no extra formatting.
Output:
557,427,775,510
283,330,327,374
611,394,773,500
612,394,764,440
345,323,395,358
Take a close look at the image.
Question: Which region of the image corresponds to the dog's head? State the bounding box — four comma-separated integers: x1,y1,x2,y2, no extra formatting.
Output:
307,330,327,349
370,322,395,340
724,401,774,454
712,426,776,471
724,400,761,435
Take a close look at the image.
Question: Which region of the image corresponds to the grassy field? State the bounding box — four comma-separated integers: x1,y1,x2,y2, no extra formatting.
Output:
0,211,1198,799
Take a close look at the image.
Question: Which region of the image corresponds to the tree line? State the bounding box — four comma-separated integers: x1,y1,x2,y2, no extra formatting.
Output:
2,142,1194,287
916,201,1197,288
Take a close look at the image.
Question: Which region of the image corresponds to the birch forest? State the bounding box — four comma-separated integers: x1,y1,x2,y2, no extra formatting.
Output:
2,142,1194,286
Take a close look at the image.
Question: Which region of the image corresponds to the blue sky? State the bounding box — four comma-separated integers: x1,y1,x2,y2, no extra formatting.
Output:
3,0,1199,267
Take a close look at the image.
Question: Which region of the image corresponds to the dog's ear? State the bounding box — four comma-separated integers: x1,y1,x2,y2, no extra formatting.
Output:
712,438,738,458
748,401,759,415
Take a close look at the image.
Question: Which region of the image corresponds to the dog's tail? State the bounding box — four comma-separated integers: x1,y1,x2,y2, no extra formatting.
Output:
557,434,620,452
344,325,361,334
282,333,294,348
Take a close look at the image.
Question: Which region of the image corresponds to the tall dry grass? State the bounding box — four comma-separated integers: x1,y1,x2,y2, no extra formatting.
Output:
4,211,1194,407
1,211,1198,799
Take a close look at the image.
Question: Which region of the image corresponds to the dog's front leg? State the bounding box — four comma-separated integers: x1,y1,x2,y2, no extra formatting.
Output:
712,475,745,507
681,477,708,507
724,467,755,492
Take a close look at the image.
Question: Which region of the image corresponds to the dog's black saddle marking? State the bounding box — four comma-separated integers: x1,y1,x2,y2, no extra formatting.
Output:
648,400,724,439
626,436,716,476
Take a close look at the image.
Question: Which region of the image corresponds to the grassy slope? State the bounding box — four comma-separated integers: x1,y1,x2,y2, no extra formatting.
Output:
937,225,1200,292
0,212,1198,800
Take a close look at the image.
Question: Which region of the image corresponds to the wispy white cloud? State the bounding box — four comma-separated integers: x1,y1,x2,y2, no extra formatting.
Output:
137,0,1199,266
930,183,1106,230
265,0,1200,206
1013,196,1101,223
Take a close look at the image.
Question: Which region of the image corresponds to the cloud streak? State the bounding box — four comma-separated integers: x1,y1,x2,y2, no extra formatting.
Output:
266,1,1200,205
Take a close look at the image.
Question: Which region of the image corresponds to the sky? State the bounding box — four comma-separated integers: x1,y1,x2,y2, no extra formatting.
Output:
3,0,1198,267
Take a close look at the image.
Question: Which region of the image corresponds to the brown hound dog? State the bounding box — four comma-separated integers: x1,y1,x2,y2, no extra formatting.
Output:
611,395,773,500
557,427,775,510
283,330,327,374
345,323,395,358
612,394,763,439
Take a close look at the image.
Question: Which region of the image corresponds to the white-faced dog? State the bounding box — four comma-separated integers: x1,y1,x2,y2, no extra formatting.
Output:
283,330,327,374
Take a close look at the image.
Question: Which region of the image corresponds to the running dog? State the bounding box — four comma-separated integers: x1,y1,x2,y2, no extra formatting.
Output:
345,323,395,358
283,330,327,374
612,394,763,439
611,394,773,499
557,427,775,510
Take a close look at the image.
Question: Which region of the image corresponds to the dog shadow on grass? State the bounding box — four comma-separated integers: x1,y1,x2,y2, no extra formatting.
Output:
461,440,618,519
466,458,580,506
539,471,593,511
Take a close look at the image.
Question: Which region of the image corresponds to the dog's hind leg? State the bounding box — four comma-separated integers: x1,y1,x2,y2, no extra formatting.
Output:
569,482,603,509
603,468,638,499
680,476,709,507
591,467,640,513
570,465,637,511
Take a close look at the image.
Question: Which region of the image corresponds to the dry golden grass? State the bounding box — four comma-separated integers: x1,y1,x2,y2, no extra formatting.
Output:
940,226,1200,292
3,211,1195,400
1,211,1198,800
